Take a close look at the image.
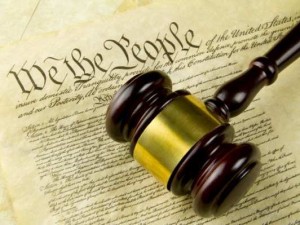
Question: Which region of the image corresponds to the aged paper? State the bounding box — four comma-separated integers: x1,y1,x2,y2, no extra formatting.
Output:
0,1,153,223
0,0,299,224
0,0,156,46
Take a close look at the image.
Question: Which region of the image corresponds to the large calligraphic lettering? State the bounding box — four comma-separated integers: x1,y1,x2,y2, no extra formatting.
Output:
7,22,203,96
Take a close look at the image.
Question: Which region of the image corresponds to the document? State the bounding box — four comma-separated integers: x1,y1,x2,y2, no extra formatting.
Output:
0,0,299,224
0,0,154,46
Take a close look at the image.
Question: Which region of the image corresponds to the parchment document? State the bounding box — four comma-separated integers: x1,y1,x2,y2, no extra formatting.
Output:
0,0,153,46
0,0,299,224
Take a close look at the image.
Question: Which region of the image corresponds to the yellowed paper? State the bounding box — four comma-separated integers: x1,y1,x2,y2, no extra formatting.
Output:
0,1,153,223
117,0,153,12
0,0,40,46
0,0,299,224
0,176,16,225
0,0,156,47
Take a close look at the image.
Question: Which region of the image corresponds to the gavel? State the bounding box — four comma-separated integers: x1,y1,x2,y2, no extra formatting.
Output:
105,22,300,217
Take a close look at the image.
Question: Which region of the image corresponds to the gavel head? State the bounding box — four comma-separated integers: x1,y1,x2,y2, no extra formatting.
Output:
106,70,261,217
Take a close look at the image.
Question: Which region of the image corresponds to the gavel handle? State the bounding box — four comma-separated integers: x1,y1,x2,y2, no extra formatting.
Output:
205,22,300,121
266,22,300,72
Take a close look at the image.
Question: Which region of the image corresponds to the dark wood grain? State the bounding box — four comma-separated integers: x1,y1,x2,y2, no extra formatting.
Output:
106,71,260,217
206,22,299,120
105,22,299,217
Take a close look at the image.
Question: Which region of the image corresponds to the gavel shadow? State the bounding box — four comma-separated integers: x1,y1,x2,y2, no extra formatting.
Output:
105,22,299,217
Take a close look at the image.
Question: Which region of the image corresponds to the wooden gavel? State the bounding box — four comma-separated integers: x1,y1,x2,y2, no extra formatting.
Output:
105,22,300,217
